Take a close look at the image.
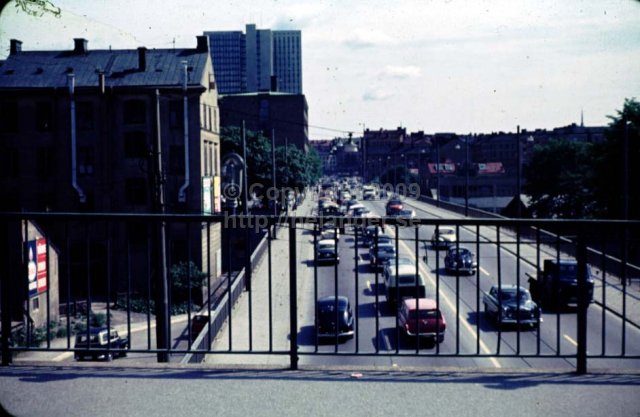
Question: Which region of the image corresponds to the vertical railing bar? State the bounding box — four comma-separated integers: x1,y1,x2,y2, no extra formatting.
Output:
600,231,606,356
555,232,561,356
576,232,588,374
313,222,318,353
535,227,541,356
374,223,380,354
187,221,193,350
415,225,420,355
621,225,628,356
476,224,481,355
227,221,232,352
495,225,502,355
267,217,274,352
394,223,399,355
144,224,151,350
333,224,339,352
455,224,460,355
85,221,91,351
23,220,31,348
435,224,440,355
516,222,521,355
288,218,299,370
354,221,360,354
45,226,51,349
65,221,72,350
246,223,253,352
206,221,212,351
106,220,112,354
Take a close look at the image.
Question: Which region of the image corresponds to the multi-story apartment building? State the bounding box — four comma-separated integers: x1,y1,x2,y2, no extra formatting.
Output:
0,36,222,304
205,24,302,95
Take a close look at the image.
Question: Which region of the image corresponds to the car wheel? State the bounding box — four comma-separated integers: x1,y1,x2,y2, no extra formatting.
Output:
105,352,113,362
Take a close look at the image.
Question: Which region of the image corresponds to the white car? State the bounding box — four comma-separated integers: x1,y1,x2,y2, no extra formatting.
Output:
431,226,457,248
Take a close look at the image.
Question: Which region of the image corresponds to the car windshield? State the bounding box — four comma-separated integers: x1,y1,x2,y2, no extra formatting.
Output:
438,229,454,235
318,243,335,250
398,274,419,285
76,334,100,344
499,289,531,302
450,248,471,256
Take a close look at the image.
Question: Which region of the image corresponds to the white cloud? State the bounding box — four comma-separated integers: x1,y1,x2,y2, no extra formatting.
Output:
343,28,396,49
363,88,393,101
381,65,422,79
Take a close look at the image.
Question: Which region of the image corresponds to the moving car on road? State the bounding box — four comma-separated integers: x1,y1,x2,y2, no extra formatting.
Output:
398,298,446,344
430,226,457,249
316,295,355,342
385,196,403,216
384,264,427,307
444,246,478,275
369,242,397,270
316,239,340,264
483,285,541,328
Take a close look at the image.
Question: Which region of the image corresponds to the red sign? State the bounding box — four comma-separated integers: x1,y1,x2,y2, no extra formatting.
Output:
36,238,47,293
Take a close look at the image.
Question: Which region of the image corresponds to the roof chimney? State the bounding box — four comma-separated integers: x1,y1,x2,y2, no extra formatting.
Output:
73,38,88,54
138,47,147,71
10,39,22,55
196,35,209,52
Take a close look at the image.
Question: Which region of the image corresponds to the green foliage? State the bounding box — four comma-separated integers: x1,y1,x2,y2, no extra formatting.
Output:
523,139,596,218
524,98,640,219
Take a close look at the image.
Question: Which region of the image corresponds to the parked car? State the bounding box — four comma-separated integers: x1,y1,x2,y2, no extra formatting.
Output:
398,298,446,343
385,197,403,215
316,239,339,264
483,285,542,328
369,242,397,270
444,247,478,275
74,326,129,361
384,264,427,306
430,226,457,248
316,295,355,341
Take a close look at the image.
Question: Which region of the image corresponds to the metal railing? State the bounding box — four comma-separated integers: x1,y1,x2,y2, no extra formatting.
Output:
1,212,639,374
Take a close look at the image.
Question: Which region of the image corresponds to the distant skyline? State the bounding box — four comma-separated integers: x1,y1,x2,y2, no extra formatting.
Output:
1,0,639,139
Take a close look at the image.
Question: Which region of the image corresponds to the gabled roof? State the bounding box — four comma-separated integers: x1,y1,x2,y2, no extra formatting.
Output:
0,38,211,90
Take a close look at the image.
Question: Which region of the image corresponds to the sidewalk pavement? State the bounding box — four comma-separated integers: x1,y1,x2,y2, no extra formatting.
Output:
1,364,639,417
402,198,640,329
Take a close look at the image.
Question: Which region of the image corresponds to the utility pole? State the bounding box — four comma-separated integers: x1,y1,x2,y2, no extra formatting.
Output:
516,125,522,218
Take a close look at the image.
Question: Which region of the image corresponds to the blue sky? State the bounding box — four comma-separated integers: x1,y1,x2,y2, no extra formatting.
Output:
1,0,639,139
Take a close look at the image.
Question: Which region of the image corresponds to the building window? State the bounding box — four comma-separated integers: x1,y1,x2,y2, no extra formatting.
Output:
0,147,19,178
123,99,146,125
36,101,53,131
125,178,147,205
36,146,56,179
79,146,94,176
169,100,184,129
124,131,148,159
77,101,94,130
0,101,18,132
32,297,40,312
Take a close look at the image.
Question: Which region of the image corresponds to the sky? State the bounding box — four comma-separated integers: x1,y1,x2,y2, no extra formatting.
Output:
1,0,639,139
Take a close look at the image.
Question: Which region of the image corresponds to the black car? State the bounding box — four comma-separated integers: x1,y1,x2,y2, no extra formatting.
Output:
369,242,397,270
444,247,478,275
316,295,354,341
316,239,339,264
74,326,129,361
385,197,403,215
483,285,542,328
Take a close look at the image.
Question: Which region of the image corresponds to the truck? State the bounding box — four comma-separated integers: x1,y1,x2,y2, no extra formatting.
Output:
528,259,594,310
362,185,376,200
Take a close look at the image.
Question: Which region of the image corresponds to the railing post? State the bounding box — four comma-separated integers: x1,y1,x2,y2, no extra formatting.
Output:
1,217,14,365
576,232,588,374
288,217,298,370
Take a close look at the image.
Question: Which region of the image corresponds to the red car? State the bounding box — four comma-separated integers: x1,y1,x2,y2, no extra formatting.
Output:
397,298,446,343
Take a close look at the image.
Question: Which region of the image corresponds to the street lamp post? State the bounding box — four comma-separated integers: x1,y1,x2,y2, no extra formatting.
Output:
516,125,521,218
455,138,470,216
436,138,441,206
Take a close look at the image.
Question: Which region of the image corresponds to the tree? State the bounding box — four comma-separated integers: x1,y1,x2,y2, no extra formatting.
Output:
591,98,640,219
523,139,596,218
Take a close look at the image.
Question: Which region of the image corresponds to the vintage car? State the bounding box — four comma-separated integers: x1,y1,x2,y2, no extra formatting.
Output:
316,238,340,264
74,326,129,361
483,285,542,328
397,298,446,343
430,226,457,249
316,295,355,342
444,246,478,275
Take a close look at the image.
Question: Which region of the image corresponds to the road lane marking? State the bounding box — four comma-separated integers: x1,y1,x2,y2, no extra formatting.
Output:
389,229,502,368
563,334,578,347
480,266,491,277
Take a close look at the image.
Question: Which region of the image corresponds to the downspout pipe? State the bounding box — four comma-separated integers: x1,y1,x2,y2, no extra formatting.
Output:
68,73,86,203
178,61,190,203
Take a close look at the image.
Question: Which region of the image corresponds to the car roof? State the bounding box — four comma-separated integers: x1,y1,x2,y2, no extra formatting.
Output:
436,226,455,232
402,298,437,310
387,263,419,275
317,295,349,308
490,284,528,293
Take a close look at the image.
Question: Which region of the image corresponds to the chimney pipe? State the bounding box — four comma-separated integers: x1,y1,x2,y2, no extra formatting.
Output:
73,38,88,54
138,47,147,72
10,39,22,55
196,35,209,52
